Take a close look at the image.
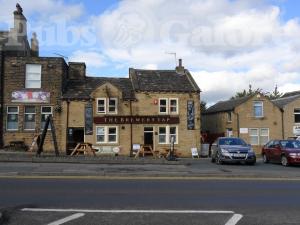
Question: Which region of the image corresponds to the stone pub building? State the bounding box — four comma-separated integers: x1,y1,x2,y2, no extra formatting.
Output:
1,5,201,157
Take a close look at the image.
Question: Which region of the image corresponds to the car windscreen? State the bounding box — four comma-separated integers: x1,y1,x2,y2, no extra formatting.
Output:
219,138,247,146
280,140,300,149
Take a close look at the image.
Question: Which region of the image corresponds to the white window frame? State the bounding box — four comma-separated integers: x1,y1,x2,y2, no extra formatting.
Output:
97,98,106,114
260,128,269,146
158,126,178,144
96,126,118,144
169,98,179,114
227,111,232,122
24,106,36,131
253,101,263,118
25,64,41,89
249,128,259,145
41,106,53,130
294,108,300,123
6,106,19,131
108,98,118,114
159,98,168,114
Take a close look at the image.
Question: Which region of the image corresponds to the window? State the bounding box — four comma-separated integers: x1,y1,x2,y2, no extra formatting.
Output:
96,126,118,143
158,126,178,144
227,112,232,122
24,106,36,130
26,64,41,88
159,98,168,114
294,109,300,123
249,128,269,145
170,98,178,114
97,98,106,114
7,107,19,130
249,128,259,145
108,98,117,114
260,128,269,145
253,101,263,118
41,106,52,130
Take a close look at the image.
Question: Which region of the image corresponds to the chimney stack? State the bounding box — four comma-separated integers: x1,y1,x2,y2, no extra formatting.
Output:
30,32,39,57
68,62,86,79
13,3,27,37
176,58,185,74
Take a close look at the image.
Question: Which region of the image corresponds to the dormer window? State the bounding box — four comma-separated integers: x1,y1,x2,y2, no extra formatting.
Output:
97,98,118,114
25,64,41,88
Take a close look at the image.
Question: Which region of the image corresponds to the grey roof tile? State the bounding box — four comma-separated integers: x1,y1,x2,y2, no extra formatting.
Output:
272,94,300,109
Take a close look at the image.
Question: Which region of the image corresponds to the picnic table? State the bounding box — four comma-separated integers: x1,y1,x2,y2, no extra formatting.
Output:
70,143,96,156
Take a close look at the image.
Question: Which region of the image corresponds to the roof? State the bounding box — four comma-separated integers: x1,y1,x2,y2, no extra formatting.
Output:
203,95,253,114
281,91,300,98
0,31,8,46
129,68,200,93
62,77,135,100
272,94,300,109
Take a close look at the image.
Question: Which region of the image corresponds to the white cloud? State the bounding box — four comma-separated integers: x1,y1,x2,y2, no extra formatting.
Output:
94,0,300,104
69,50,107,69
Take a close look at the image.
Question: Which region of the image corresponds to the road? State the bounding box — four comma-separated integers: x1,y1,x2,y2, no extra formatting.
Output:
1,177,300,225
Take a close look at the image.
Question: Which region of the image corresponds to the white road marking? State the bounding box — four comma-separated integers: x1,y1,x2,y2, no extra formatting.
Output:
47,213,85,225
22,208,234,214
225,214,243,225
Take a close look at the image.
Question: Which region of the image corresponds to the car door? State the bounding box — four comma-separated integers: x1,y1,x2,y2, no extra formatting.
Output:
263,141,273,159
272,140,282,162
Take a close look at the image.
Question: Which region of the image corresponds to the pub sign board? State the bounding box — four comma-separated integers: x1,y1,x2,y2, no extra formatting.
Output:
187,100,195,130
94,116,179,124
85,103,93,135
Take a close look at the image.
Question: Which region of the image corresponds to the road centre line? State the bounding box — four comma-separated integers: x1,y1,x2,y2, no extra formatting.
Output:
22,208,235,214
47,213,85,225
225,214,243,225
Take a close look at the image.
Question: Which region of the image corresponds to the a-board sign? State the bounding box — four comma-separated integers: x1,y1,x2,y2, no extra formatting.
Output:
191,148,199,158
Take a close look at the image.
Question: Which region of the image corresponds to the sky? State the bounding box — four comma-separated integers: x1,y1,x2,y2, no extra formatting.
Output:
0,0,300,105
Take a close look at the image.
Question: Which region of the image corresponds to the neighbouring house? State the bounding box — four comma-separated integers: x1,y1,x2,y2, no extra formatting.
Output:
202,93,283,153
62,59,201,157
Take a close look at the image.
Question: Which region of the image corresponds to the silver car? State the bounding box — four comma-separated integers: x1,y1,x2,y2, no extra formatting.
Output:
211,137,256,165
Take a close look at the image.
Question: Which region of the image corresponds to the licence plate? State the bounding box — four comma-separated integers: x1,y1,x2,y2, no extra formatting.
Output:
233,153,246,157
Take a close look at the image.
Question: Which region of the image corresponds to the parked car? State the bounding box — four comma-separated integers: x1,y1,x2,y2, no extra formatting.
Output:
262,140,300,166
211,137,256,165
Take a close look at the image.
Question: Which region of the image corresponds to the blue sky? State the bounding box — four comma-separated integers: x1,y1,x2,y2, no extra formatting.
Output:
1,0,300,104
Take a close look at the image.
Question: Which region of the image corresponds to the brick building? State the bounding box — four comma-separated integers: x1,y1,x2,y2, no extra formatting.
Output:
62,60,201,157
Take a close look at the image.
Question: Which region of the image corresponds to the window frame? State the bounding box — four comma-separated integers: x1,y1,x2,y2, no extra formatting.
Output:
96,126,118,144
158,126,178,144
25,64,42,89
253,101,264,118
108,98,118,114
249,128,259,145
169,98,179,114
24,106,36,131
6,106,19,131
159,98,168,114
260,128,269,146
294,108,300,123
41,106,53,130
227,111,232,122
97,98,106,114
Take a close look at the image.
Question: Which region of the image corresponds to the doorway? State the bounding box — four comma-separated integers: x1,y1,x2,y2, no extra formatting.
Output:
67,127,84,155
144,127,154,147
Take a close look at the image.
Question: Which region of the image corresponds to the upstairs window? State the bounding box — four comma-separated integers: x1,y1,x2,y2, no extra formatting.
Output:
97,98,106,114
108,98,117,114
97,98,118,114
7,107,19,131
159,99,168,114
24,106,36,130
227,112,232,122
253,101,263,118
170,98,178,114
294,109,300,123
26,64,41,88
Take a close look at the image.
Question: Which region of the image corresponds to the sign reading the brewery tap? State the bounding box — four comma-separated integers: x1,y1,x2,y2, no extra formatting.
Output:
12,91,50,103
94,116,180,124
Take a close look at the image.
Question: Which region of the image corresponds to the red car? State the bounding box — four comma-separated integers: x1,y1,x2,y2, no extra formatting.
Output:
262,140,300,166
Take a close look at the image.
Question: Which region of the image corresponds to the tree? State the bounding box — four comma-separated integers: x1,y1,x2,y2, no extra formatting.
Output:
200,101,207,112
267,85,283,100
230,84,261,99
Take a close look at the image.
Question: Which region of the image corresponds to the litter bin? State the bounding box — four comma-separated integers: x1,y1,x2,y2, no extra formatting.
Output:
201,143,209,157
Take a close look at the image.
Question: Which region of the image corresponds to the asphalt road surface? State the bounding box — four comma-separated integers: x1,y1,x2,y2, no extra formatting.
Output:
1,177,300,225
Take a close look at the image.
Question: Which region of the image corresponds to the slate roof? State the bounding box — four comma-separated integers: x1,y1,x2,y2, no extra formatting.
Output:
0,31,8,46
272,94,300,109
203,95,253,114
62,77,135,100
281,91,300,98
129,68,200,93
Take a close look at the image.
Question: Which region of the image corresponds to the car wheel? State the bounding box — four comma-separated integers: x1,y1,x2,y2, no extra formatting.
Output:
281,155,289,167
262,154,269,163
216,153,223,165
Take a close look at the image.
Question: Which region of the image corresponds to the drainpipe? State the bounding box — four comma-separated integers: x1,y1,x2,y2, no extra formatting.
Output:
281,109,284,139
236,113,240,137
66,100,70,154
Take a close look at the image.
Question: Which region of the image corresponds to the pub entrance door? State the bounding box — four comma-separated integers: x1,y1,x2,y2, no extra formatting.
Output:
144,127,154,148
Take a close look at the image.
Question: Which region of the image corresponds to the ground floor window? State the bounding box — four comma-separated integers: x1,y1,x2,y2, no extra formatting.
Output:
96,126,118,144
249,128,269,145
158,126,178,144
41,106,52,130
7,106,19,131
24,106,36,130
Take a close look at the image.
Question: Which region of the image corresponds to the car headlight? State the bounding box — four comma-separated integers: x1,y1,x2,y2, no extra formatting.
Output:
221,148,230,156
